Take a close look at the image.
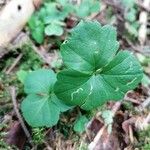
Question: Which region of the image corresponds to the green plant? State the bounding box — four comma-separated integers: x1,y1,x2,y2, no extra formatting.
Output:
21,21,143,127
28,1,73,43
122,0,139,37
28,0,100,44
75,0,100,18
73,115,89,133
21,69,71,127
136,126,150,149
54,21,143,110
32,128,45,144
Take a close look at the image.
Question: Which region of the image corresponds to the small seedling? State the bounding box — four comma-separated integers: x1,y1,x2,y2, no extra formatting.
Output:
54,21,143,110
21,21,143,127
21,69,71,127
28,0,100,43
28,1,73,43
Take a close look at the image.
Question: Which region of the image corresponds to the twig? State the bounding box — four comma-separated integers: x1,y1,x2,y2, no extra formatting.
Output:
31,44,51,66
10,86,34,147
88,101,122,150
102,0,123,12
138,0,150,45
43,141,53,150
124,95,141,105
135,0,150,12
123,36,150,56
112,101,122,114
0,46,11,58
6,53,23,74
145,113,150,124
137,97,150,112
129,125,134,143
88,125,106,150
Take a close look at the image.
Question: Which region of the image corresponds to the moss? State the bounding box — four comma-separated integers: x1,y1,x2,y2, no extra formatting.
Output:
135,126,150,149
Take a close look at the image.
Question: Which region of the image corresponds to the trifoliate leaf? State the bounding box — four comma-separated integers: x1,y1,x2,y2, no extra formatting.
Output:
21,69,71,127
54,21,143,110
73,115,89,133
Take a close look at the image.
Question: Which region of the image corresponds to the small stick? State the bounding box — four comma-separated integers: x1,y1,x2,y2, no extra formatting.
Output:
124,95,141,105
31,44,51,66
10,86,34,146
138,0,150,45
88,101,122,150
88,125,106,150
112,101,122,114
137,97,150,112
129,125,134,143
6,53,23,74
140,97,150,109
102,0,123,11
145,113,150,124
135,0,150,12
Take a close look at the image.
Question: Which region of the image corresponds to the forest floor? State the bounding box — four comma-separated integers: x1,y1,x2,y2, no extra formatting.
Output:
0,0,150,150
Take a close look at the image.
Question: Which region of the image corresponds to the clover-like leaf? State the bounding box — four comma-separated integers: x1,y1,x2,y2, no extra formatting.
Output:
54,21,143,110
21,69,71,127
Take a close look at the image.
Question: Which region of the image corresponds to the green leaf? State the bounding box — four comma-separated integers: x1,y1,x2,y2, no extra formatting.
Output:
73,115,89,133
28,16,44,44
57,0,75,16
90,1,100,13
60,21,119,73
21,94,60,127
31,27,44,44
76,0,100,18
101,110,113,125
45,23,63,36
125,8,136,22
54,21,143,110
21,69,71,127
43,3,65,24
17,70,28,84
24,69,55,94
